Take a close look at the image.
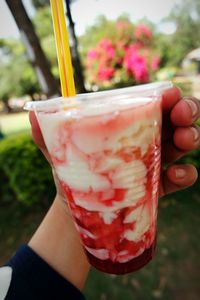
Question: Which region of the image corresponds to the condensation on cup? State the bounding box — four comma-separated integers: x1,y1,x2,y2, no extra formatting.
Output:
25,81,172,274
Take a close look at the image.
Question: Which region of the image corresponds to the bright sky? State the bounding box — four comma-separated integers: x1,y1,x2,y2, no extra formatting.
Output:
0,0,182,39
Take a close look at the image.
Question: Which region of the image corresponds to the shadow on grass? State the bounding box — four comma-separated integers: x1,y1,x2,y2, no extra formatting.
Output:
0,201,47,265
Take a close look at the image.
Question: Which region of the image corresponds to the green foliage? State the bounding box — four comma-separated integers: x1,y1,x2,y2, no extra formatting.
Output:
172,80,192,95
0,39,40,102
33,7,54,40
179,116,200,170
196,118,200,126
0,6,57,103
0,134,55,206
31,0,49,9
163,0,200,66
147,0,200,68
0,166,15,204
33,7,58,70
179,147,200,170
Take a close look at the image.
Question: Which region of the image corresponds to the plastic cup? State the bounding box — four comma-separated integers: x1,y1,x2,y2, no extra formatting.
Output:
25,81,172,274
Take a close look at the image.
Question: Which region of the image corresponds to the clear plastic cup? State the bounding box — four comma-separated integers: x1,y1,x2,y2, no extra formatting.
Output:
25,81,172,274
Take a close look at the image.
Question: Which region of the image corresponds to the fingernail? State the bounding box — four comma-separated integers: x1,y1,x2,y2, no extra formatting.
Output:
186,100,198,117
175,168,186,179
191,127,199,141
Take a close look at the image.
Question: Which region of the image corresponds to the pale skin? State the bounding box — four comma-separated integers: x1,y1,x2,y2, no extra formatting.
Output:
28,87,200,291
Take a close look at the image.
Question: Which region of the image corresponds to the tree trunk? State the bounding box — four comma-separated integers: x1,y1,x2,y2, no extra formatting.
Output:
3,100,12,113
6,0,60,98
65,0,87,93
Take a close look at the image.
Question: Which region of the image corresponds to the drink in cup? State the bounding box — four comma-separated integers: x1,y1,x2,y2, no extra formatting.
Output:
25,81,172,274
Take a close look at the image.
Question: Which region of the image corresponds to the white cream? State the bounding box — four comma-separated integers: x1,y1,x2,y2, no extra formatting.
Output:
124,205,143,224
124,204,150,242
91,155,123,173
71,127,105,154
37,112,67,153
100,211,117,224
106,115,160,155
60,159,147,212
112,160,147,188
85,246,109,260
77,226,97,239
117,248,144,263
56,144,111,192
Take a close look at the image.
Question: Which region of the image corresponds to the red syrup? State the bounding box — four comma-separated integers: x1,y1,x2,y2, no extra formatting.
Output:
85,238,157,275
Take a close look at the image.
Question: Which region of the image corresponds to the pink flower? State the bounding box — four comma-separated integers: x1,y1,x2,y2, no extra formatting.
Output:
116,41,126,50
124,46,149,82
87,49,98,60
151,56,160,71
99,38,113,50
109,48,116,59
99,38,115,59
135,24,153,41
85,23,159,87
117,21,129,31
98,66,115,81
133,60,149,82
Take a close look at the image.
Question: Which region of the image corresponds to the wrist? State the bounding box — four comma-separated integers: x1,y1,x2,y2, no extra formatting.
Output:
29,195,90,290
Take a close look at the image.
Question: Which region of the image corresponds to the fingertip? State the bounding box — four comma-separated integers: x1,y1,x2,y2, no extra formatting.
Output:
29,111,37,126
29,111,46,149
162,86,182,112
171,98,200,126
167,164,198,187
173,126,200,151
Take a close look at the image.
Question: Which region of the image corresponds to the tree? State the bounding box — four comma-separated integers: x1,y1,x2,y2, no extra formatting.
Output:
32,0,86,93
6,0,59,97
0,39,40,110
165,0,200,65
32,0,49,8
32,6,58,77
65,0,86,93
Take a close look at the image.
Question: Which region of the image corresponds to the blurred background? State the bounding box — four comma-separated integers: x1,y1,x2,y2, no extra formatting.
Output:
0,0,200,299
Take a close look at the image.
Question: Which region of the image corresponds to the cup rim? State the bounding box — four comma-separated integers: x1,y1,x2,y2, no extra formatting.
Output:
24,81,172,112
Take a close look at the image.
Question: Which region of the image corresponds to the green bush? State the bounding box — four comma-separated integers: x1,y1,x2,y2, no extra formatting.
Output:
0,133,55,206
0,165,15,204
179,118,200,170
173,80,192,96
180,148,200,170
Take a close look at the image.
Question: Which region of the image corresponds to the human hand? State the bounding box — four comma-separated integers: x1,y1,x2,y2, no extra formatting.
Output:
29,111,66,202
28,112,90,290
160,87,200,196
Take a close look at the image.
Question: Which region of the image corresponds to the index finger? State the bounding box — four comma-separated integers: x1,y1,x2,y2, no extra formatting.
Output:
29,111,46,150
162,86,182,113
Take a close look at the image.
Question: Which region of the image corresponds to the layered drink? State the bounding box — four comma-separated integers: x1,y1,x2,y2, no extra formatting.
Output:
26,82,172,274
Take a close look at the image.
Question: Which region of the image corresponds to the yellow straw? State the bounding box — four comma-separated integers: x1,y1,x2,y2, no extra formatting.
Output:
50,0,76,97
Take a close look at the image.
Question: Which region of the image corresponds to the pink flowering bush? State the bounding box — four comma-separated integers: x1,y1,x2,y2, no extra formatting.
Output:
85,22,160,89
134,24,153,44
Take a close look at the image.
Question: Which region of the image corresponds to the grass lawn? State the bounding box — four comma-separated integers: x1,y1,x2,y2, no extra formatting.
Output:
84,181,200,300
0,112,31,136
0,180,199,300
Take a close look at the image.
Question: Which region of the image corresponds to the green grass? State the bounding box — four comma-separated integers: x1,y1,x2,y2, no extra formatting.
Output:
0,112,30,136
0,181,199,300
84,181,200,300
0,202,46,264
